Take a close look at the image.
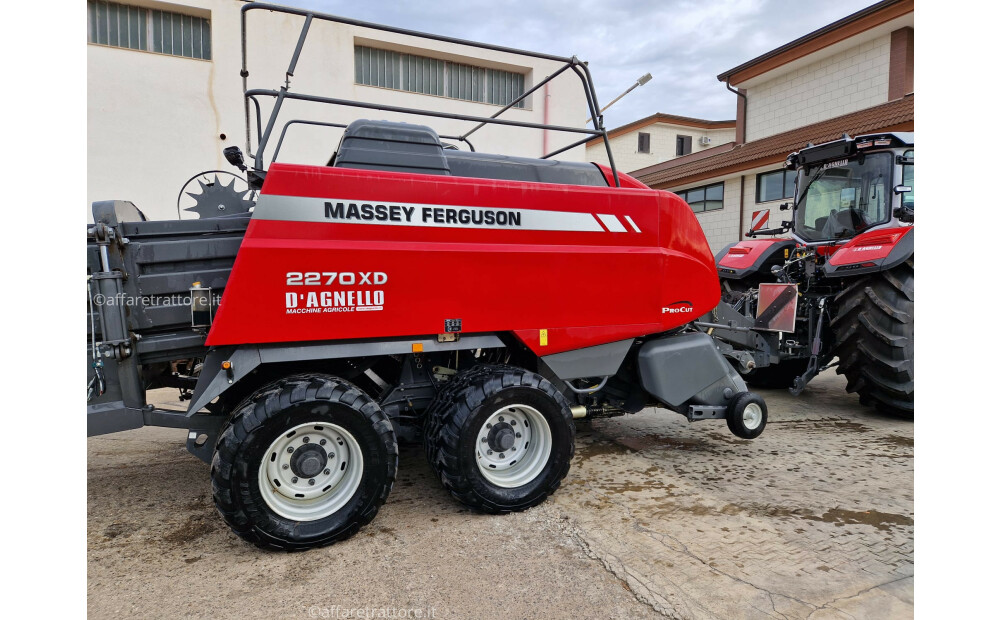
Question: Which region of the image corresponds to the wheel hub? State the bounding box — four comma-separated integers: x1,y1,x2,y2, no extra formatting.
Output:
290,444,328,478
475,405,553,488
257,421,364,521
487,422,516,452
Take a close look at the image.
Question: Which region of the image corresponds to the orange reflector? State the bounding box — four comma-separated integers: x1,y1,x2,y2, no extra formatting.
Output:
221,360,232,370
412,343,424,353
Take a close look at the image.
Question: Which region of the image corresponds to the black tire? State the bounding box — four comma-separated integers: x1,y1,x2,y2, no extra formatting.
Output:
425,367,574,514
741,358,810,389
211,375,397,550
830,259,914,416
726,392,768,439
423,364,509,468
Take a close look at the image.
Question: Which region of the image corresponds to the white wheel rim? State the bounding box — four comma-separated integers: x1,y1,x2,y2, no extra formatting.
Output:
743,403,763,430
475,405,552,488
257,421,364,521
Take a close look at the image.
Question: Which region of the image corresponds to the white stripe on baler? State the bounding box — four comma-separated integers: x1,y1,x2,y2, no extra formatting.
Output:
596,213,627,232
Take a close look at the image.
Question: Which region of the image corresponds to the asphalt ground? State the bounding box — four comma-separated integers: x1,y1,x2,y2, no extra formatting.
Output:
88,369,912,619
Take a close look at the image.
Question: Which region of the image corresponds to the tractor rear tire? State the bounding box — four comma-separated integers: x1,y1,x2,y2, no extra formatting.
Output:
211,375,397,550
830,259,914,416
425,366,574,514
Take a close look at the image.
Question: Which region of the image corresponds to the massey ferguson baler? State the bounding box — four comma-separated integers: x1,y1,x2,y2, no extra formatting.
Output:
86,3,767,550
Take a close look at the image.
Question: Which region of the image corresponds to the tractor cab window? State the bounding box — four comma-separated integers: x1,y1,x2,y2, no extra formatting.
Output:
794,152,892,242
901,149,914,211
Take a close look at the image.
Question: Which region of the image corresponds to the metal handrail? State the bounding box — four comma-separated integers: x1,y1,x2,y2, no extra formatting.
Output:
238,2,619,186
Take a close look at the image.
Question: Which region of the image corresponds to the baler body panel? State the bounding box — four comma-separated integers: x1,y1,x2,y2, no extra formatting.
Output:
206,164,718,355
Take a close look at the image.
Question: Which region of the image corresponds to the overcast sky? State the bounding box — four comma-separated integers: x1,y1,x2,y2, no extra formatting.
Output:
287,0,877,129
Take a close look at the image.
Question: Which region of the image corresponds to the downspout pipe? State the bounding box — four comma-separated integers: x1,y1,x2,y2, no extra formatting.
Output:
725,77,747,145
738,175,746,242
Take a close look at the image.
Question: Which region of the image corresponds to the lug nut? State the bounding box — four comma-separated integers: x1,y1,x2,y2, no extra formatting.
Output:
324,469,331,475
282,464,289,470
499,453,505,459
303,437,310,443
511,420,516,426
487,450,493,455
499,416,504,422
291,477,298,483
309,479,315,486
486,423,492,429
515,433,522,438
320,439,327,446
481,437,487,443
328,452,335,459
287,447,294,454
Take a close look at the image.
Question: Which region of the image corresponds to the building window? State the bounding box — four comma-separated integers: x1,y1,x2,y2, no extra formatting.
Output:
676,135,692,156
637,132,651,153
87,1,211,60
756,169,795,203
355,45,526,108
676,182,724,213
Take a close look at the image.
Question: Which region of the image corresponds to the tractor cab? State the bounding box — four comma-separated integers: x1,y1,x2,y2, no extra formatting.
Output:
783,132,914,246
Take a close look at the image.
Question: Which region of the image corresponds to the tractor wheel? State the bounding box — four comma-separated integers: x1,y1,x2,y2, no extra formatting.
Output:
830,259,914,416
425,366,574,513
211,375,397,550
742,358,811,389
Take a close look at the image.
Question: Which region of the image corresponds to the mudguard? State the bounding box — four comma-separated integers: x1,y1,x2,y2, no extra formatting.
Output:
715,238,796,280
823,227,913,277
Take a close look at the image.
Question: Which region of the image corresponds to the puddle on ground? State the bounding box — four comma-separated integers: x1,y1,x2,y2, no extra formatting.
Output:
574,440,633,463
804,508,913,531
648,501,912,531
881,434,914,448
161,514,217,545
767,419,871,433
617,434,707,452
575,433,718,463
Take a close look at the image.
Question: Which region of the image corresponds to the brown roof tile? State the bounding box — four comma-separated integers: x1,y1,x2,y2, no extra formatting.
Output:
636,95,913,189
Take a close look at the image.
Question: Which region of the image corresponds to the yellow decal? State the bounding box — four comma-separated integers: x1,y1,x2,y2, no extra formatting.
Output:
540,329,548,346
784,248,790,258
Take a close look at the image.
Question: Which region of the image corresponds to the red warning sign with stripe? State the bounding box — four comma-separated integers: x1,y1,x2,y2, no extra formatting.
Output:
750,209,769,231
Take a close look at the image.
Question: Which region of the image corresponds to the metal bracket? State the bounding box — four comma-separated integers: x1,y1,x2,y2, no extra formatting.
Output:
686,405,727,422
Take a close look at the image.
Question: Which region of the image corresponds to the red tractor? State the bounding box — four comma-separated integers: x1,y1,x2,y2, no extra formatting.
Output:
701,132,914,415
87,3,767,550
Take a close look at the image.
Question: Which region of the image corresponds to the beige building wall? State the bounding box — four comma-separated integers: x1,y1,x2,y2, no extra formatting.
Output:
744,34,891,142
586,123,735,173
88,0,588,221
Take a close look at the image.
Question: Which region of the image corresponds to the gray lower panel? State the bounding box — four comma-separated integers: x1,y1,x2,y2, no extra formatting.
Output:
637,332,747,410
187,333,506,415
540,338,633,380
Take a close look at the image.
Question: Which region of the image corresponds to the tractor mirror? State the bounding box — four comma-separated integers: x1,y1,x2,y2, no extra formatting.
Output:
779,202,790,211
893,185,912,194
223,146,247,172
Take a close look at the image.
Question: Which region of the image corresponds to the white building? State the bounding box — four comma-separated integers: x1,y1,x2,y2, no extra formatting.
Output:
633,0,914,253
585,113,735,174
87,0,591,220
